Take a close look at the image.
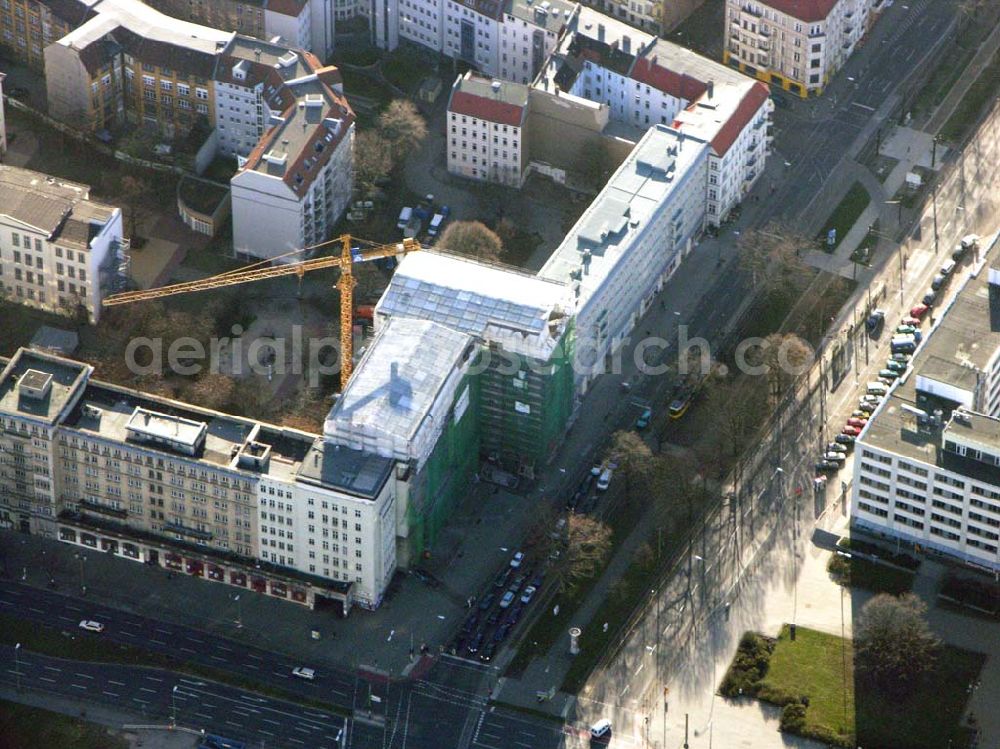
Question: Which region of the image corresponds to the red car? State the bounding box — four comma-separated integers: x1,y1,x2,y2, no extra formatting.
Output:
842,425,861,436
847,417,868,428
909,304,929,319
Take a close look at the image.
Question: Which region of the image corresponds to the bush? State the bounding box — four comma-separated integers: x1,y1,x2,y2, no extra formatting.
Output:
780,701,808,732
756,683,798,706
941,572,1000,614
719,633,775,698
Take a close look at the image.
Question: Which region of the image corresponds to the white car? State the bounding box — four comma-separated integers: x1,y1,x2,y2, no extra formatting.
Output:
596,468,613,491
509,551,525,569
78,620,105,633
590,718,613,739
499,591,516,608
520,585,537,604
292,666,316,680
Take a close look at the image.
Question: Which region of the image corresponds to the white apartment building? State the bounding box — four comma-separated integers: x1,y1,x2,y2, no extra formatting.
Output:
446,71,529,186
724,0,879,97
539,124,709,395
500,0,577,84
539,9,773,221
851,243,1000,573
0,346,414,613
0,166,126,324
229,54,354,261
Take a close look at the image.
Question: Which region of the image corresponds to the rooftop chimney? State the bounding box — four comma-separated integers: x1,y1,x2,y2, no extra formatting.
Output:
707,79,714,99
597,23,605,42
622,35,630,54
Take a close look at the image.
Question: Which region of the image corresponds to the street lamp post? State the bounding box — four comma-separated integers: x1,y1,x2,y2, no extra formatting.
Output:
14,643,21,691
75,553,87,594
171,685,178,726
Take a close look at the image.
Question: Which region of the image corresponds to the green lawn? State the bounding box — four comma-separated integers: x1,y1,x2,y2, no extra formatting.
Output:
940,47,1000,143
0,700,128,749
753,625,984,749
827,553,914,595
817,182,871,252
760,626,855,745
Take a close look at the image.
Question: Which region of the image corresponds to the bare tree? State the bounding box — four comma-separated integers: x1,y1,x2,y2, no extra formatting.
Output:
559,514,612,592
607,430,654,500
855,593,940,697
737,222,810,293
707,374,769,457
745,333,813,403
119,175,153,240
182,372,236,412
377,100,428,161
353,131,393,197
437,221,503,262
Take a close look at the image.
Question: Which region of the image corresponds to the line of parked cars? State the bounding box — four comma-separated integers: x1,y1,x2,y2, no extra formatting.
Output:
455,551,543,662
396,195,451,239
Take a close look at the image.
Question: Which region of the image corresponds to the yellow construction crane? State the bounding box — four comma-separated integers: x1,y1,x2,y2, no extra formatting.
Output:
103,235,421,389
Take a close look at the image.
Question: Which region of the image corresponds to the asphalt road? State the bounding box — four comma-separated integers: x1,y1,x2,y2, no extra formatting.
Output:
0,579,567,748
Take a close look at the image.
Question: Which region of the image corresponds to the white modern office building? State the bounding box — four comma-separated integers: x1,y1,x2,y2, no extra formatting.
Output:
0,166,126,324
724,0,881,97
539,124,709,395
852,238,1000,573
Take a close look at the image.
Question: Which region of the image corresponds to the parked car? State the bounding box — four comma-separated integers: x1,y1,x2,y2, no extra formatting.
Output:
922,290,937,306
847,417,868,428
467,632,484,654
636,408,652,430
860,394,881,405
478,594,495,611
940,259,956,276
510,551,525,568
901,316,922,327
596,468,613,491
857,402,876,415
823,452,846,463
520,585,537,604
509,575,526,592
494,622,512,642
396,206,413,229
494,567,512,589
931,274,946,291
835,434,856,445
486,610,501,626
479,642,496,662
865,309,885,335
292,667,316,680
78,620,105,633
896,324,918,336
531,572,544,588
590,719,613,741
886,360,907,373
826,443,848,454
815,460,840,473
891,352,912,363
507,604,524,625
909,304,929,319
878,369,899,381
461,614,479,633
842,425,861,436
499,591,516,609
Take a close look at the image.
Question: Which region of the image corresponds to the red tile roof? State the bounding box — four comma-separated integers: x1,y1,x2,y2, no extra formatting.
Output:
709,81,770,156
449,90,525,127
761,0,838,22
630,57,707,102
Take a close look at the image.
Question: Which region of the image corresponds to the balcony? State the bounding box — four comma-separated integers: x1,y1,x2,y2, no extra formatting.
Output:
746,155,758,168
758,40,770,51
79,498,128,519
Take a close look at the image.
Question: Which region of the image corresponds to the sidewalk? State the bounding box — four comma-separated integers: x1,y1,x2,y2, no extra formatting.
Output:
924,17,1000,135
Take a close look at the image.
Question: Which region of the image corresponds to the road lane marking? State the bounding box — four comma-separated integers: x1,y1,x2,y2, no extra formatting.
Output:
187,637,204,644
75,673,94,680
271,671,288,678
108,680,126,686
210,655,227,662
133,698,149,705
71,684,86,690
226,721,242,728
258,730,274,737
217,644,232,652
263,719,281,726
180,647,196,654
58,616,73,622
288,739,305,746
293,725,311,734
39,677,56,683
43,666,61,672
121,631,135,637
140,688,157,694
102,691,120,698
151,639,166,645
29,607,44,613
145,676,163,682
244,663,259,669
247,653,262,660
195,712,213,720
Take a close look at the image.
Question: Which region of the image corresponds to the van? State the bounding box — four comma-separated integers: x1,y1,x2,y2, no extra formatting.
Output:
940,259,956,277
867,382,888,396
396,206,413,229
428,213,445,237
596,468,613,491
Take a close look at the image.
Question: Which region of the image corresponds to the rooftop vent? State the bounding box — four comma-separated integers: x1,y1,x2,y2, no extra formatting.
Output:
18,369,52,401
491,80,502,93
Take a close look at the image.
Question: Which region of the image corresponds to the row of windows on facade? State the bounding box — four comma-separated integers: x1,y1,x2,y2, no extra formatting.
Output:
856,501,998,554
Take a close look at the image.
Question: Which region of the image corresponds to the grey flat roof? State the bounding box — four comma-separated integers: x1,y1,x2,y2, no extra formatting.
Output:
861,233,1000,472
0,350,90,425
295,441,394,499
505,0,576,32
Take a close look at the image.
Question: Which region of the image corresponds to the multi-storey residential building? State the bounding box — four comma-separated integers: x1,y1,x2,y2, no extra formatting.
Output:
228,44,353,261
0,71,6,156
851,238,1000,574
0,166,127,323
539,124,708,396
446,71,529,186
724,0,880,97
0,0,90,70
500,0,576,84
44,0,231,135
